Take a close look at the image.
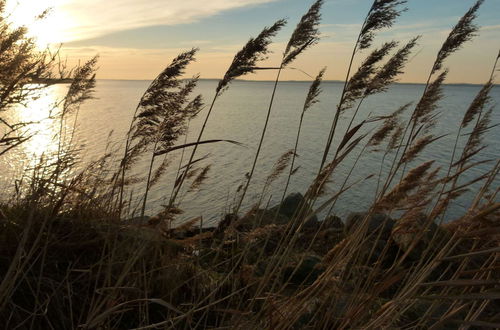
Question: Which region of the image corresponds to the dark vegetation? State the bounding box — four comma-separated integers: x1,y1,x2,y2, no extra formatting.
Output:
1,0,499,328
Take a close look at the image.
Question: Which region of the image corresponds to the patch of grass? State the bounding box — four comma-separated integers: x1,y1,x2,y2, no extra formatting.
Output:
1,0,499,328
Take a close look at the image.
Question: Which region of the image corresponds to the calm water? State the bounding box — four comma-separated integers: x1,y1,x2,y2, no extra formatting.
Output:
1,80,499,225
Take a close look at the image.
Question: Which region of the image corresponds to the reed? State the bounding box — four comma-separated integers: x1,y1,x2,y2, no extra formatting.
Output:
235,0,323,213
169,19,287,208
1,0,499,329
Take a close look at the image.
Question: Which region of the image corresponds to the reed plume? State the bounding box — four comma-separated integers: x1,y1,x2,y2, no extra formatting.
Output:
283,0,323,67
216,19,286,93
121,49,203,217
132,75,201,151
431,0,484,74
117,49,201,212
341,41,397,111
280,68,326,202
149,157,171,188
436,73,496,212
170,20,286,207
401,134,443,164
318,37,417,203
461,80,493,129
412,70,447,125
303,67,326,112
359,0,407,50
319,0,408,172
235,1,323,212
458,107,494,168
365,37,419,95
266,150,295,186
388,123,404,150
377,160,434,209
380,1,484,198
52,56,98,186
62,56,98,117
189,165,211,192
125,48,199,158
0,12,74,155
368,103,411,147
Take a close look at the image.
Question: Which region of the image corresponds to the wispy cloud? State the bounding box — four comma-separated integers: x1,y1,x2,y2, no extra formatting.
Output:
6,0,279,42
481,24,500,31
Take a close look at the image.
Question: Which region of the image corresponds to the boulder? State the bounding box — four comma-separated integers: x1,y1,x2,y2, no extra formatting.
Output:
391,213,449,260
214,213,238,236
124,215,150,225
270,192,318,227
282,255,323,286
322,215,344,230
235,209,290,232
302,229,344,257
345,212,395,239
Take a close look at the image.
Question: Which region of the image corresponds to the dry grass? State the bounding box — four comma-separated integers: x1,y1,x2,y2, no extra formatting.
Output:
1,0,499,329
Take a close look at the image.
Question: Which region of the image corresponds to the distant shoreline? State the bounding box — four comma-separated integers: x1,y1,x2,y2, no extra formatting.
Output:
94,78,497,87
31,78,74,84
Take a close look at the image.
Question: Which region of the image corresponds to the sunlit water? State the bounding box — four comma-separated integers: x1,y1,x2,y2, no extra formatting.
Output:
1,80,499,226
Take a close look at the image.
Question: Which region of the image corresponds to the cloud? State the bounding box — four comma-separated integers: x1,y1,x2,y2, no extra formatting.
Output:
6,0,279,42
481,24,500,31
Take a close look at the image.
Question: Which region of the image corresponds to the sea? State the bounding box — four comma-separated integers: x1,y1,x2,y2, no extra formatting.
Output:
1,79,498,226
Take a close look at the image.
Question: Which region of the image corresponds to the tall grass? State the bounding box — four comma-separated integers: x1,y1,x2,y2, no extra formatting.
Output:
1,0,499,329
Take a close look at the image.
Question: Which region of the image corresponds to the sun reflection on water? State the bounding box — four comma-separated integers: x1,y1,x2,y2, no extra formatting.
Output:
14,85,69,169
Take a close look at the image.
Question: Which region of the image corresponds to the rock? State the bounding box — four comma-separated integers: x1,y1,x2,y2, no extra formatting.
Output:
280,193,305,218
282,255,323,286
270,192,318,227
124,215,150,225
235,209,290,232
391,213,449,260
214,213,238,236
322,215,344,230
120,225,164,242
243,224,286,262
168,226,214,240
301,228,344,256
345,212,395,239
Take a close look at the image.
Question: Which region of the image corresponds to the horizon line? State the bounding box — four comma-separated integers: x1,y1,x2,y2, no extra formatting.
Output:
94,78,497,87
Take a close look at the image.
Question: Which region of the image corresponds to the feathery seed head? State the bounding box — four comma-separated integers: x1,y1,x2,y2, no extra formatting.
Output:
377,160,434,209
461,80,492,128
283,0,323,66
149,157,171,187
138,48,198,109
432,0,483,74
130,49,202,158
342,41,398,111
461,107,493,164
217,19,286,93
189,165,211,191
388,123,404,150
304,67,326,112
359,0,407,50
365,36,419,95
413,70,447,123
266,150,296,185
402,135,435,164
368,103,411,147
63,56,98,116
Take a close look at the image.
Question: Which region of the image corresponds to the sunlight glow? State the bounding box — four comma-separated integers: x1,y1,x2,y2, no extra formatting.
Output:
5,0,75,48
16,86,65,166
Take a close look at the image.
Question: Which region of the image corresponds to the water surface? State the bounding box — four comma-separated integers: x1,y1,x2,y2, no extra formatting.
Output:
1,80,498,225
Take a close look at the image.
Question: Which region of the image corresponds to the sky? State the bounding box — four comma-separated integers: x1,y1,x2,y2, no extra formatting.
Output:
5,0,500,83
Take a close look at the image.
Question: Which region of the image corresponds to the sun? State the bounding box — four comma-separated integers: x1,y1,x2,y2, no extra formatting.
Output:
4,0,74,48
